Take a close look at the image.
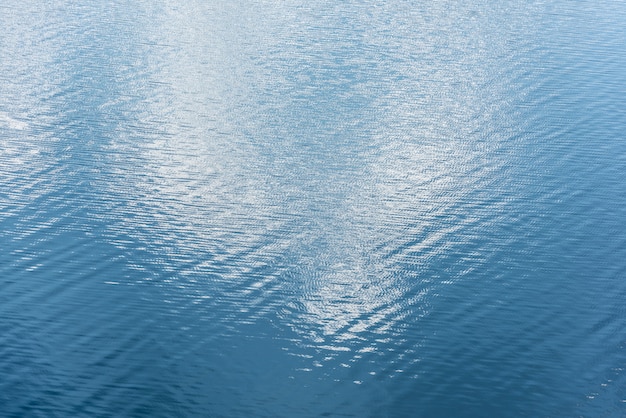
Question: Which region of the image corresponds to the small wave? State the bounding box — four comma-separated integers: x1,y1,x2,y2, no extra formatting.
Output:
0,112,28,130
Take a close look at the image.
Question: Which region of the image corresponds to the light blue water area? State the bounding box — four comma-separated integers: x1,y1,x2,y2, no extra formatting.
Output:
2,1,626,417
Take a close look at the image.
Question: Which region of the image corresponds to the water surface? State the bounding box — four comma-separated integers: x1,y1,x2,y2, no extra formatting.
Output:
2,1,626,416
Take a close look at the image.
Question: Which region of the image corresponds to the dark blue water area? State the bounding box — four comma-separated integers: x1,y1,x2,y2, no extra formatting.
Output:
2,1,626,417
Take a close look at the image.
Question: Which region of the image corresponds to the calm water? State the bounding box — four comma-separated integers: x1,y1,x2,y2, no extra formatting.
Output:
2,1,626,417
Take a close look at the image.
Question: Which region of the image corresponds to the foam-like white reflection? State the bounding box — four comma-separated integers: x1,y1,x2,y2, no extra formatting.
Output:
98,3,293,318
269,1,546,368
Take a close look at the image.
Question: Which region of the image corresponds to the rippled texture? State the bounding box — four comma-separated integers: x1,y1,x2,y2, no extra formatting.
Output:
2,1,626,417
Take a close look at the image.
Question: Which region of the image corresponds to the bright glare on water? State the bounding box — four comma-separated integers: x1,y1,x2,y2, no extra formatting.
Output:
2,1,626,417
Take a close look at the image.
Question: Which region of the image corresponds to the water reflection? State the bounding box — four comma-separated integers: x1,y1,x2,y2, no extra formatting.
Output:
102,0,509,365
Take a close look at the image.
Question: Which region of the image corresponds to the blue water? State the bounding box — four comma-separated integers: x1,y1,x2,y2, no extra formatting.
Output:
2,1,626,417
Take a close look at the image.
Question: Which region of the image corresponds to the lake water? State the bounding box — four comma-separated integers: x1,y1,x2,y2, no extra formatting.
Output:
2,1,626,417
